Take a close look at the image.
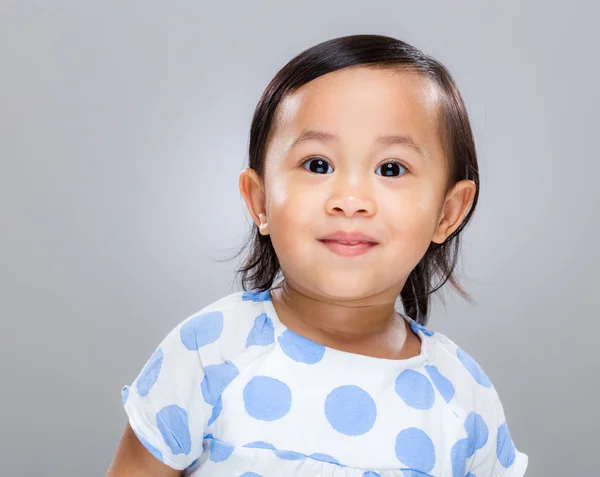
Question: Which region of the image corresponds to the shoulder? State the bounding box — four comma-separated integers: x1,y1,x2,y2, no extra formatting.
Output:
425,326,494,389
119,289,279,470
413,321,502,413
161,289,278,365
184,289,274,336
420,325,528,475
177,289,269,333
409,318,495,407
418,324,529,471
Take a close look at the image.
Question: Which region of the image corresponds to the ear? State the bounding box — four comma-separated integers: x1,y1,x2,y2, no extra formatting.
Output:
432,180,477,244
239,168,269,235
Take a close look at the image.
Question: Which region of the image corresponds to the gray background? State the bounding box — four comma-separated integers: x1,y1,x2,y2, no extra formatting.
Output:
1,1,598,476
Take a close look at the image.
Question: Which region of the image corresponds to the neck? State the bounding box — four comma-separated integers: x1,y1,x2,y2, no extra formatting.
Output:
269,279,420,359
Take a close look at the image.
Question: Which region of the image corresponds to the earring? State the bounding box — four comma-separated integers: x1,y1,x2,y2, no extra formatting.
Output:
258,213,269,235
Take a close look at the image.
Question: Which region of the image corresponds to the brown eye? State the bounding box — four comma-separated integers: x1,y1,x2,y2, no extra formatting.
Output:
376,161,407,177
301,157,333,174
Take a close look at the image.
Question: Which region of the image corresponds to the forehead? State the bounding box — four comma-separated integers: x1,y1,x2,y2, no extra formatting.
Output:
269,67,444,160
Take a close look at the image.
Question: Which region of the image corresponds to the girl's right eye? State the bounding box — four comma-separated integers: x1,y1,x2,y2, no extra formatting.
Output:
300,157,334,174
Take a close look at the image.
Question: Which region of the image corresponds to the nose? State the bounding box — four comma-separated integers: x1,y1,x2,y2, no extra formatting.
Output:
324,173,376,218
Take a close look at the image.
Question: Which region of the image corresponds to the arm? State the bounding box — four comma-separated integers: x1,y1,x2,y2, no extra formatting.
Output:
105,422,183,477
111,309,225,474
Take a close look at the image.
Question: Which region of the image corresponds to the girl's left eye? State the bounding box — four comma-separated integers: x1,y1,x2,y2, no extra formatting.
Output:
376,161,408,177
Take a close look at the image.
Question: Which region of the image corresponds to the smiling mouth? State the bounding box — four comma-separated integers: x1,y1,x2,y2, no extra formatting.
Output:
318,239,378,257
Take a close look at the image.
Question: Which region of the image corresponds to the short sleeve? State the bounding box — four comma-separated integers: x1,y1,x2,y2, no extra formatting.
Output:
120,317,214,470
465,382,529,477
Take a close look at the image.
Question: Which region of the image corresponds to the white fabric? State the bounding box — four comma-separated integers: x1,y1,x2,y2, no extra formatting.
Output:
121,289,528,477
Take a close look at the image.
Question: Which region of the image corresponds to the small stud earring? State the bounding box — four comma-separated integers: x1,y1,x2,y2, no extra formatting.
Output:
258,213,269,235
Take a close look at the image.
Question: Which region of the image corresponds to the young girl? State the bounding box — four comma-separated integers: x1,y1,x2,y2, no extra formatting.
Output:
107,34,528,477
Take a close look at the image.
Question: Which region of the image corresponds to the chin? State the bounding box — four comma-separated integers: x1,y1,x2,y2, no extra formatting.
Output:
309,273,380,300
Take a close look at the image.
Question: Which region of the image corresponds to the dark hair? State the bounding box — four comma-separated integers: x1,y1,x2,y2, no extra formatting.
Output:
230,34,480,326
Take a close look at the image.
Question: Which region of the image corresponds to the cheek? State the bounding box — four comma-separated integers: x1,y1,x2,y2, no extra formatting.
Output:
380,185,442,250
415,186,441,214
266,175,289,211
266,177,322,247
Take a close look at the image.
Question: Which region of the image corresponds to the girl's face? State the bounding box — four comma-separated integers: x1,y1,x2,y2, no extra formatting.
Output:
243,67,472,301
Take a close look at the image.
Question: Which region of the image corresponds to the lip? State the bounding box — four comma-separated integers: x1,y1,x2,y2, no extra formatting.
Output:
317,230,379,257
318,230,379,244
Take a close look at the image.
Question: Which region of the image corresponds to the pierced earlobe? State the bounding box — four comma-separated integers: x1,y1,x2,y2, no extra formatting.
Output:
258,213,269,235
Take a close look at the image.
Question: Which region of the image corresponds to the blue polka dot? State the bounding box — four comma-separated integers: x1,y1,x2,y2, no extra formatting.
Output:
156,404,191,455
325,385,377,436
456,347,492,388
239,473,263,477
275,449,306,461
424,365,455,403
451,437,470,477
309,453,341,465
243,376,292,421
243,441,305,461
180,311,224,350
244,441,276,450
210,439,234,462
201,361,239,405
136,348,163,397
242,290,271,302
207,395,223,426
121,385,130,405
132,427,163,462
395,369,435,409
278,329,325,364
363,472,381,477
465,474,477,477
464,413,489,457
395,428,436,473
246,313,275,347
409,319,434,337
496,422,516,468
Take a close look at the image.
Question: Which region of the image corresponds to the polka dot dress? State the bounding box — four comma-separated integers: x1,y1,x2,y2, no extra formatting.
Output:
121,289,528,477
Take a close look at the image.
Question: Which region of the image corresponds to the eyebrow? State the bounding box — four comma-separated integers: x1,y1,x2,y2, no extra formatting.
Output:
289,128,427,159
